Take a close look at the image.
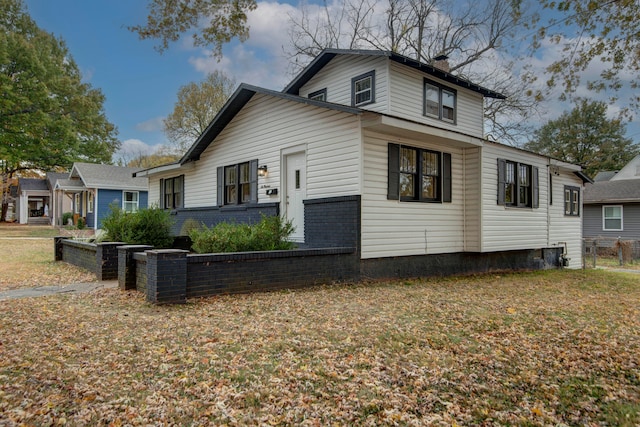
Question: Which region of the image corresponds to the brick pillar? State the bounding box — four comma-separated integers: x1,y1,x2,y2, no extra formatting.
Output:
95,242,125,280
118,245,153,290
53,236,66,261
146,249,188,304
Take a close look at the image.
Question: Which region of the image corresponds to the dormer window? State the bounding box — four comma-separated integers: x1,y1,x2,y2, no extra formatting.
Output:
424,78,456,123
351,70,375,106
308,88,327,101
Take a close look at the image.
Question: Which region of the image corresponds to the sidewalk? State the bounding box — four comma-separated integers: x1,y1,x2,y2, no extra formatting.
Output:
0,280,118,301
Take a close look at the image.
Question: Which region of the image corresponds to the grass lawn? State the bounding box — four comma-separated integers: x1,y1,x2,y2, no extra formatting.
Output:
0,269,638,426
0,228,96,291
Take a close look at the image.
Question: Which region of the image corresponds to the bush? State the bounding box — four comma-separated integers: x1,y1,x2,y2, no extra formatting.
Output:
190,215,295,254
62,212,73,226
76,217,85,229
101,204,174,248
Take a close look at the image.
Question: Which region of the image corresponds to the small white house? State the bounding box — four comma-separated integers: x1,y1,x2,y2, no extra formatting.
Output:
136,49,589,275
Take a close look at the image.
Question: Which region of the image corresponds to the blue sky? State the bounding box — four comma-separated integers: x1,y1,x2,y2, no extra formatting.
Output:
24,0,639,163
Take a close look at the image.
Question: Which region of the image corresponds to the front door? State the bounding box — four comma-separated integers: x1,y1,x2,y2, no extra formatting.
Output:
284,152,306,242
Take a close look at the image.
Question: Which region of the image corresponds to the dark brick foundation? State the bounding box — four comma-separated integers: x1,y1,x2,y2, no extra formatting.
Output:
168,203,279,236
304,196,360,249
59,239,124,280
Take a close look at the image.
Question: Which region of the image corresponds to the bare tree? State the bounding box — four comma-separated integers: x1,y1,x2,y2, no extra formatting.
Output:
285,0,539,144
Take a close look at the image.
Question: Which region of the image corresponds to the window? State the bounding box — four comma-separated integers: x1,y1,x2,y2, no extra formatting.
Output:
161,175,183,209
123,191,139,213
564,186,580,216
423,78,456,123
87,192,94,213
603,205,622,231
217,160,259,206
74,193,81,214
308,88,327,101
388,143,452,203
351,71,375,106
497,159,538,208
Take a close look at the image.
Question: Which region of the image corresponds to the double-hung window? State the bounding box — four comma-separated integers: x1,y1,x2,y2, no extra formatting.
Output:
424,78,456,123
161,175,183,209
123,191,139,213
74,193,81,214
603,205,622,230
87,192,94,214
308,88,327,101
388,143,452,203
497,159,538,208
351,71,375,106
564,186,580,216
217,160,259,206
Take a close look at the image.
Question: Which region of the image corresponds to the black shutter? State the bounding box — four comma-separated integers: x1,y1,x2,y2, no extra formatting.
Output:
159,179,164,209
216,167,224,207
532,166,539,208
442,152,452,203
178,175,185,208
387,143,400,200
249,159,258,203
497,158,506,205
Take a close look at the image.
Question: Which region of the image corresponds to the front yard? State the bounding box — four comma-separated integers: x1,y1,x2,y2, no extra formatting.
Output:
1,269,638,426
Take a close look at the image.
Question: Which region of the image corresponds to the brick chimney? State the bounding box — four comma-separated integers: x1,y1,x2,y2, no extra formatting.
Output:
432,54,450,72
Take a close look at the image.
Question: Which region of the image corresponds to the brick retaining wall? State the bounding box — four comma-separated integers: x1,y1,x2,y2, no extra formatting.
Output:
58,239,124,280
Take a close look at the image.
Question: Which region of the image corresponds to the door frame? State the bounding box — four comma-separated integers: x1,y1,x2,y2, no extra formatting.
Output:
281,145,307,243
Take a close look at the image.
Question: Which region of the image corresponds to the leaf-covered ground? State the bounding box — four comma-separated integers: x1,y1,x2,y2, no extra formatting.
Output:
0,269,638,426
0,239,96,291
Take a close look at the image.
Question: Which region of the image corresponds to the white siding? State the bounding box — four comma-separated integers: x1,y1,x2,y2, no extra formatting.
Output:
463,147,482,251
388,61,485,138
481,143,550,252
298,55,389,114
480,142,583,268
361,130,466,259
175,93,362,208
548,173,584,269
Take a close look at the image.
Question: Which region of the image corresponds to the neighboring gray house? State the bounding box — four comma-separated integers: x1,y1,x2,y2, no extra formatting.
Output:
16,178,51,225
53,163,149,229
584,155,640,240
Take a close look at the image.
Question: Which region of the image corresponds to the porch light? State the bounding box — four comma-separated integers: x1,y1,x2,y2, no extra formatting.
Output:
258,165,268,177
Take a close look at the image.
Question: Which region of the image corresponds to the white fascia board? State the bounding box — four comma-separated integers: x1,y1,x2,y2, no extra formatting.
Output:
133,162,193,178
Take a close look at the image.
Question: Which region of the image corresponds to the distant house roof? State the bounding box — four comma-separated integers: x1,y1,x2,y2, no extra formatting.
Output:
283,49,507,100
46,172,69,189
593,171,618,182
584,179,640,204
18,178,48,192
69,163,148,191
55,178,86,192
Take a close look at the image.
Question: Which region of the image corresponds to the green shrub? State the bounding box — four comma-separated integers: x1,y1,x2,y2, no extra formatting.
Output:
76,217,85,229
179,218,202,236
62,212,73,226
101,204,174,248
190,215,295,254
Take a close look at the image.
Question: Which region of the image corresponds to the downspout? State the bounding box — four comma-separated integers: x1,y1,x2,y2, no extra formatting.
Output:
546,159,551,248
462,148,466,251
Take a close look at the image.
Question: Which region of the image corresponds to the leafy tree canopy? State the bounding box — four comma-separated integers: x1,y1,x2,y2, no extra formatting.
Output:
163,70,236,154
130,0,256,58
0,0,119,220
0,0,119,171
524,99,638,178
532,0,640,114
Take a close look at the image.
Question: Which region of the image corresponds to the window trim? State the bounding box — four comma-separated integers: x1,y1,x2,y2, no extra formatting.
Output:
74,193,81,214
423,78,457,124
217,160,259,207
564,186,580,216
351,70,375,107
161,175,184,210
387,143,452,203
87,191,94,214
122,191,139,213
308,88,327,101
602,205,623,231
497,158,539,209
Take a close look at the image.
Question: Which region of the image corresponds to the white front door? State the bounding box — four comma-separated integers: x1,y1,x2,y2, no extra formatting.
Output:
285,152,306,242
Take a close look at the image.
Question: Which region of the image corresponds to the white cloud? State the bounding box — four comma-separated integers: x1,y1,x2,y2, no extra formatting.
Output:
135,116,165,132
114,138,166,164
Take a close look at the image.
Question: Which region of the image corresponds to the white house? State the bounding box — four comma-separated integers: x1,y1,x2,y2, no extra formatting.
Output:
136,49,589,274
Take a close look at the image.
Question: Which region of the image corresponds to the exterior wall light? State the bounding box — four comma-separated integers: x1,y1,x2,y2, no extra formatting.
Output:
258,165,268,177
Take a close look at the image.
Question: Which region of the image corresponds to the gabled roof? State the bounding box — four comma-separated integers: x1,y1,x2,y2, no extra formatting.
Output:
179,83,363,164
55,178,86,192
593,171,618,182
584,179,640,204
283,49,507,100
70,163,148,191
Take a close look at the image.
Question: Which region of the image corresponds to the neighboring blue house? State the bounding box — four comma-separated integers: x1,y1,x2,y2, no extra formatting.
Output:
54,163,148,229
